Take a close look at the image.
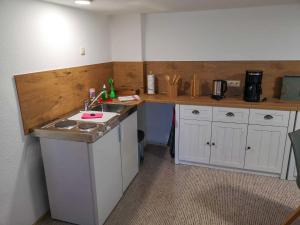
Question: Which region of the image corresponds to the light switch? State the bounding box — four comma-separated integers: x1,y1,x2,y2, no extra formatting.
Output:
80,47,86,56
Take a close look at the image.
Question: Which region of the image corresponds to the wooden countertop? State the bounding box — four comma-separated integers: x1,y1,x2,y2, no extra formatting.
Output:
138,94,300,111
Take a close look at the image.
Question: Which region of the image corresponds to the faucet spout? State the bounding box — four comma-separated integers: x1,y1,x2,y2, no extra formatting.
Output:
87,90,106,110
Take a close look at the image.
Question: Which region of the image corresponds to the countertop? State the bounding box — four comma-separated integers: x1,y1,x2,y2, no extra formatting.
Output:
72,94,300,111
33,94,299,143
138,94,300,111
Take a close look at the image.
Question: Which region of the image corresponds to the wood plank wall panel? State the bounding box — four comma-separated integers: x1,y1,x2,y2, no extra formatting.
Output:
15,60,300,134
113,62,144,93
144,61,300,98
15,63,112,134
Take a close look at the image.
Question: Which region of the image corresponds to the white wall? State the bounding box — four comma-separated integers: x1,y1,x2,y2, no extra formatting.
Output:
142,4,300,145
0,1,111,225
144,4,300,61
110,14,143,61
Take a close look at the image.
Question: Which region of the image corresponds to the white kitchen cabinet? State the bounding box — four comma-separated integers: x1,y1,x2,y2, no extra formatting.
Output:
41,139,96,225
120,111,139,191
40,111,139,225
40,126,123,225
244,125,287,174
178,119,211,164
210,122,247,169
176,104,294,178
90,126,123,225
40,125,122,225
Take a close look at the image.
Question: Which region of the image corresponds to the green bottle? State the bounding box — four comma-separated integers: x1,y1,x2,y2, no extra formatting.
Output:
108,78,117,99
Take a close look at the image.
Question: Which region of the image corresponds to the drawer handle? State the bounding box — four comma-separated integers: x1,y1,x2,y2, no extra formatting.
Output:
192,110,200,115
226,112,235,117
264,115,273,120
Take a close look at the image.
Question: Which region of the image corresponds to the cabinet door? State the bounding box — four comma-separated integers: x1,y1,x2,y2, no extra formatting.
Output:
287,154,297,180
120,111,139,192
178,119,211,164
41,139,95,225
295,113,300,178
90,126,123,225
210,122,247,168
244,125,287,174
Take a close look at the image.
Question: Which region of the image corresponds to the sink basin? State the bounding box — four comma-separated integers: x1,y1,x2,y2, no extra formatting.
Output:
92,104,128,113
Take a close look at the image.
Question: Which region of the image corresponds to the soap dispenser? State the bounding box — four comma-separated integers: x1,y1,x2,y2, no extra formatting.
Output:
108,78,117,99
101,84,108,100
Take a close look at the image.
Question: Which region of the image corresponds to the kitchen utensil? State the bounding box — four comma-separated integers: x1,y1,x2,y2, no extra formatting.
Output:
174,74,180,85
167,74,180,97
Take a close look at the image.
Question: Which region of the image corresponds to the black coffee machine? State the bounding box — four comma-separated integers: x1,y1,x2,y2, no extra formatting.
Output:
244,70,263,102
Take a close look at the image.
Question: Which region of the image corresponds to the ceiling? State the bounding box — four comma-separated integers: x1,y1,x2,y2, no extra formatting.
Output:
43,0,300,14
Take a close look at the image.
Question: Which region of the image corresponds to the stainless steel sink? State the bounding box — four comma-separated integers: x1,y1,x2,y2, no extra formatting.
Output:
92,103,128,113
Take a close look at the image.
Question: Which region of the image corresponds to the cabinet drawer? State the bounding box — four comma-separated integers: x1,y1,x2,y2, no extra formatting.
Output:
180,105,212,121
213,107,249,124
249,109,290,127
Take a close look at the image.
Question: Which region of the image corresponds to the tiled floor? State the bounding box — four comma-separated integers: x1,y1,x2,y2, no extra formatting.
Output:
39,145,300,225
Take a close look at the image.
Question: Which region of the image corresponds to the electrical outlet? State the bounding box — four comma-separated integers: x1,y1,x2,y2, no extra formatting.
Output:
227,80,240,87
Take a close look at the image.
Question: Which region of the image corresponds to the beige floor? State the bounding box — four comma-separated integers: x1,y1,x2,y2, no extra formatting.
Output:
39,145,300,225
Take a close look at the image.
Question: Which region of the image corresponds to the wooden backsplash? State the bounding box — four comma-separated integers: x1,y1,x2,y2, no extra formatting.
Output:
113,62,144,93
15,63,112,134
144,61,300,98
15,60,300,134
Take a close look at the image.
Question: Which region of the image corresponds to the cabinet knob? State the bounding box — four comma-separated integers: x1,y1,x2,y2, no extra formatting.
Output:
192,110,200,115
206,142,210,145
247,146,251,150
226,112,235,117
211,142,215,146
264,115,273,120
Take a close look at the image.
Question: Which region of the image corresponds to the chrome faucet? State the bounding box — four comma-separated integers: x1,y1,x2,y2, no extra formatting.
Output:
85,90,106,110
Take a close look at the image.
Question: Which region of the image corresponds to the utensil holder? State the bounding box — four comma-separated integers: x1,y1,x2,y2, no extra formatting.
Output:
168,84,178,97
